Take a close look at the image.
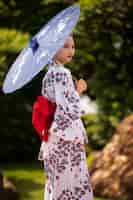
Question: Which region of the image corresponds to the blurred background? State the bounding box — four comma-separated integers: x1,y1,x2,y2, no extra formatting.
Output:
0,0,133,199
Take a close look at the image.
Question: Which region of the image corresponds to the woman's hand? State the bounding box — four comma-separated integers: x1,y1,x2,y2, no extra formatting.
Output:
75,79,88,95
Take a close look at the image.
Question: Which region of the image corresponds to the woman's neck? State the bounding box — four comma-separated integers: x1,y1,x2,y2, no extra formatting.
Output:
53,59,64,66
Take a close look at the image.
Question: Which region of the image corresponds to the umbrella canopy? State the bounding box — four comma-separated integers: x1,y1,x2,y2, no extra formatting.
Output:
2,5,80,94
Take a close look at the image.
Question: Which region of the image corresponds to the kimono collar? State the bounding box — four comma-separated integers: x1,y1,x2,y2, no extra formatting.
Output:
48,60,64,69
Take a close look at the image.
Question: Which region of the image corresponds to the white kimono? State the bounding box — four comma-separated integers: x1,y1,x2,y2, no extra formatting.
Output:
38,62,93,200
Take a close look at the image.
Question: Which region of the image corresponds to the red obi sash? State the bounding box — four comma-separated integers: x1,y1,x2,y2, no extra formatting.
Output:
32,95,56,141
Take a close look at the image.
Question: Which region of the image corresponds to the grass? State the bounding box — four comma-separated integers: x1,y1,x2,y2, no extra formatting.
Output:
2,162,45,200
1,161,107,200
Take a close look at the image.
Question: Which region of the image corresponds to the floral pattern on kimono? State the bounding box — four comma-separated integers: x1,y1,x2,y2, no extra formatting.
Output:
38,62,93,200
39,134,94,200
41,63,88,145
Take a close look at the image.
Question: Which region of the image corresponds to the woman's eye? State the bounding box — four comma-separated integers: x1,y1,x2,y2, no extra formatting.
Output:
64,45,68,48
63,44,75,49
64,46,75,48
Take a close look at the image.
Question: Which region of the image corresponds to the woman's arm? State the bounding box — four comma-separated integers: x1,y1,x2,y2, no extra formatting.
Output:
51,69,82,131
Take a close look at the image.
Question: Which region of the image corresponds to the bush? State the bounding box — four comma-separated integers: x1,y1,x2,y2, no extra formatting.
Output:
82,114,105,149
79,0,133,145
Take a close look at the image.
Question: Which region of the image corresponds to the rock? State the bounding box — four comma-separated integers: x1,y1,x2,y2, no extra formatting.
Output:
0,172,19,199
90,113,133,200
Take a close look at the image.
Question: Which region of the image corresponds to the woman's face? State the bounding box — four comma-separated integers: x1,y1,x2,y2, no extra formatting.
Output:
53,36,75,64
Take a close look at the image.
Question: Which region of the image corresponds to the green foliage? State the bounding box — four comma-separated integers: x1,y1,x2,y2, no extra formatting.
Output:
78,0,101,8
75,0,133,146
0,28,29,52
0,28,29,86
0,0,70,34
82,114,105,149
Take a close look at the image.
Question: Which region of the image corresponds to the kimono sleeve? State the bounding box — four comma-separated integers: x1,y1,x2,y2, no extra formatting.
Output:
53,69,82,131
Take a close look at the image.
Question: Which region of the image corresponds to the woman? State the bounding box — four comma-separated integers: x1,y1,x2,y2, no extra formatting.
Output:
38,35,94,200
